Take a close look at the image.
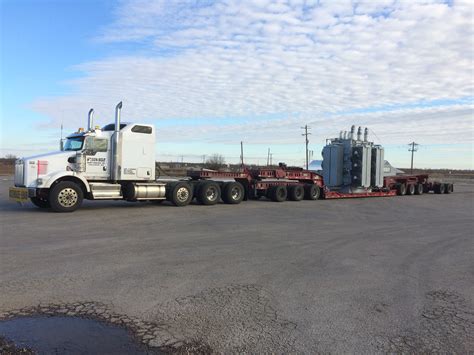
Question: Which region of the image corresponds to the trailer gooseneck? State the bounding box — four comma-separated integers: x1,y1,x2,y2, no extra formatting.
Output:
9,103,454,212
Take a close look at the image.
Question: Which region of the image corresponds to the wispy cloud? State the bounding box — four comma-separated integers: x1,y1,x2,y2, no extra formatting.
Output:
31,0,473,147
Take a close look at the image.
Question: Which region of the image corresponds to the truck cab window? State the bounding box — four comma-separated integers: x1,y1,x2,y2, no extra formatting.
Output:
131,125,152,134
84,137,108,152
63,137,84,151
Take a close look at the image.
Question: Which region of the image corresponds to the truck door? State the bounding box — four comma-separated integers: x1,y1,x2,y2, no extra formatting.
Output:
83,137,110,179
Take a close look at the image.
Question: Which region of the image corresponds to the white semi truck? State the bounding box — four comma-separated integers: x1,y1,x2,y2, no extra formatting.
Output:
9,102,453,212
9,102,198,212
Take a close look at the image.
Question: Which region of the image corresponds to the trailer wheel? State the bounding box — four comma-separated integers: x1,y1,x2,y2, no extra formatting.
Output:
222,182,244,204
196,181,221,205
444,183,453,194
396,183,406,196
406,184,415,195
415,184,424,195
269,185,287,202
448,183,454,193
30,197,50,209
434,183,445,194
304,184,320,200
288,185,304,201
49,181,83,212
167,182,193,206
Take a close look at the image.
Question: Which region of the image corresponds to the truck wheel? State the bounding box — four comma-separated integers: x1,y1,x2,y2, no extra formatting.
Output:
448,183,454,193
415,184,424,195
269,185,287,202
444,183,453,194
288,185,304,201
49,181,83,212
222,182,244,204
304,184,320,200
406,184,415,195
167,182,192,206
396,183,406,196
196,181,221,205
434,183,445,194
30,197,50,209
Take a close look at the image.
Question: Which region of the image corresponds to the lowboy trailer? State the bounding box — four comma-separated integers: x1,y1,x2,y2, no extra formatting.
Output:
9,102,453,212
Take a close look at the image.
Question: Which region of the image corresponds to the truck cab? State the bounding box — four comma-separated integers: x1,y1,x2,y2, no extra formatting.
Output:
9,102,194,212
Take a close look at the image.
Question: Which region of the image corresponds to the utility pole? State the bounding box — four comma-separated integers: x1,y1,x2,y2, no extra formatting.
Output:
267,148,270,166
301,125,311,170
240,141,244,168
408,142,419,174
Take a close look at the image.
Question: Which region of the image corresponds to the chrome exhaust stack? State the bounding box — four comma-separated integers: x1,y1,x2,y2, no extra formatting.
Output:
364,127,369,142
112,101,122,181
87,108,94,130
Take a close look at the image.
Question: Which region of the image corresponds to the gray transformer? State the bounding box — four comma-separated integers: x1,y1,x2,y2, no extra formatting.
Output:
321,126,385,192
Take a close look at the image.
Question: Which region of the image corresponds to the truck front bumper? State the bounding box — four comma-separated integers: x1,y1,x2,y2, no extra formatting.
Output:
9,187,37,202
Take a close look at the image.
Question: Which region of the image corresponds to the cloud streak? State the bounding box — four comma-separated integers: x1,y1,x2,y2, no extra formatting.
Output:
31,0,473,149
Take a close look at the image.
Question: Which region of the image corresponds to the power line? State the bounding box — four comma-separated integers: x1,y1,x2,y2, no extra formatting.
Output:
301,125,311,170
408,142,419,174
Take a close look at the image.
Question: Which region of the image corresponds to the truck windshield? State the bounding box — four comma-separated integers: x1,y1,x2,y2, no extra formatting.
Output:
63,137,85,151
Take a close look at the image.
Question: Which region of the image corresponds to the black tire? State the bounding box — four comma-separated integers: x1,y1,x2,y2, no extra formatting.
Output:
196,181,221,205
167,182,192,206
269,185,287,202
396,183,406,196
49,181,83,212
444,183,453,194
434,183,445,194
30,197,50,209
304,184,320,200
406,184,415,195
288,185,304,201
448,183,454,193
222,182,244,204
415,184,424,195
423,185,431,193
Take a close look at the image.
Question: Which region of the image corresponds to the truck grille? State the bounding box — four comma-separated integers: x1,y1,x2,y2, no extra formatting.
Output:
14,160,25,187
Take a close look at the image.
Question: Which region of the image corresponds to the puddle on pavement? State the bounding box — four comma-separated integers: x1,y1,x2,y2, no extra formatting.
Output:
0,315,153,354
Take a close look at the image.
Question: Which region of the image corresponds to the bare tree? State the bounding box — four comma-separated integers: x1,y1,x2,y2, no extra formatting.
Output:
205,154,226,170
4,154,17,160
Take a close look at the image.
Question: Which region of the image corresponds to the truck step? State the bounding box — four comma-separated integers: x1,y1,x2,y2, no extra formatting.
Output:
89,183,122,199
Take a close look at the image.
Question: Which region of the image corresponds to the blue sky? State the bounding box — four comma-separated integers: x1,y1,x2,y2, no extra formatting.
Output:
1,0,473,169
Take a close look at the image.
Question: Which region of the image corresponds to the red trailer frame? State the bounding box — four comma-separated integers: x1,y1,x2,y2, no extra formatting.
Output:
186,167,453,204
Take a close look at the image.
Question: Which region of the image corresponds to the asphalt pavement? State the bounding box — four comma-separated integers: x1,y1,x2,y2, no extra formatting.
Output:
0,176,473,353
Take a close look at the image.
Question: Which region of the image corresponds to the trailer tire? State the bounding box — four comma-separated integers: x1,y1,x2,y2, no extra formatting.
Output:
396,183,406,196
222,182,244,204
406,184,415,195
30,197,50,209
196,181,221,205
49,181,83,212
269,185,287,202
288,185,304,201
448,183,454,193
304,184,320,200
434,183,445,194
167,182,193,206
415,184,424,195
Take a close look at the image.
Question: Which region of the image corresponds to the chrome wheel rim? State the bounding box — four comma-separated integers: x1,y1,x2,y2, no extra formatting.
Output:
206,186,218,201
58,188,78,208
231,186,241,200
176,187,189,202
